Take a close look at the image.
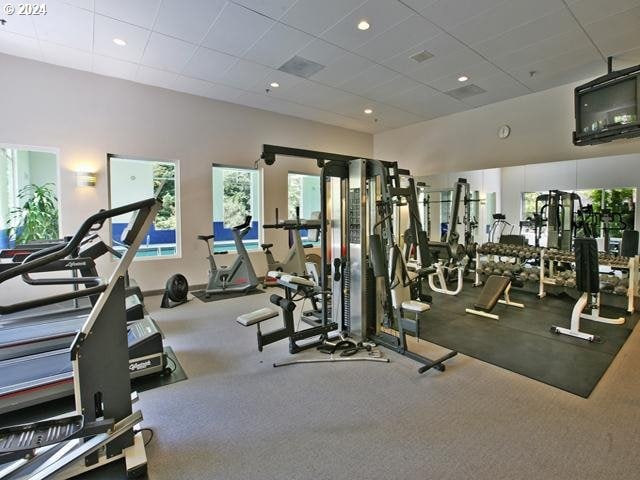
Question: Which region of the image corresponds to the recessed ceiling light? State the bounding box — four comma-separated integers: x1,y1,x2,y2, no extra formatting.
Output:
458,75,469,82
364,108,373,115
112,38,127,47
357,20,370,31
270,82,280,88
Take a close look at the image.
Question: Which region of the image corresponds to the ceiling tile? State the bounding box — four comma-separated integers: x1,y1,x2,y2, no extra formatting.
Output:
172,75,244,101
221,59,273,90
427,60,504,92
407,47,487,84
62,0,94,9
473,8,576,59
94,14,151,62
0,10,37,37
33,0,93,51
385,86,465,118
356,14,441,63
245,68,305,94
0,30,42,61
94,0,161,29
449,0,565,45
583,5,640,55
92,54,138,80
382,33,467,74
40,42,93,70
417,0,506,29
338,64,398,95
506,44,602,88
295,39,346,66
232,0,297,19
136,65,178,89
588,27,640,58
141,32,196,73
181,47,237,82
280,0,364,36
321,0,414,51
460,72,530,107
202,3,274,57
523,58,605,91
361,75,422,101
567,0,640,25
243,23,314,68
311,52,374,86
153,0,226,44
368,104,425,129
490,28,591,71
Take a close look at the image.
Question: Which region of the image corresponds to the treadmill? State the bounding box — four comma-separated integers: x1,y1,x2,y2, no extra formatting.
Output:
0,203,167,415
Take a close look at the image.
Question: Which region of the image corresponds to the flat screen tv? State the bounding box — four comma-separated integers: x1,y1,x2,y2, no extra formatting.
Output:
573,63,640,146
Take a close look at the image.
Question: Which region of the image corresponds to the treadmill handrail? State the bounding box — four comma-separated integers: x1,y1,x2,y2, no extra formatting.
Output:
0,198,157,315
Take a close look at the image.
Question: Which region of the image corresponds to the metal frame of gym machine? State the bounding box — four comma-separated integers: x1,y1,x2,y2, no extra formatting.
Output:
261,145,456,374
0,198,161,480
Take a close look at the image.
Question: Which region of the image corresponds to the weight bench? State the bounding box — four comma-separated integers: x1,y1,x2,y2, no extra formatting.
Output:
465,275,524,320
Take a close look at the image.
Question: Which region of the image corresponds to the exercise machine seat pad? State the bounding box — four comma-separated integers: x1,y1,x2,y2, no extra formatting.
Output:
261,243,274,249
574,238,599,293
474,275,511,311
237,307,278,326
402,300,430,313
198,234,214,241
279,274,315,287
267,270,284,279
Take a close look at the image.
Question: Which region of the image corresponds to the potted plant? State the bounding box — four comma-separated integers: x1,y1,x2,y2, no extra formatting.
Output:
10,183,59,244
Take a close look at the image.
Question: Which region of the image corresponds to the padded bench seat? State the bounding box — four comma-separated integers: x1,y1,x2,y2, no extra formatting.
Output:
402,300,430,313
474,275,511,311
237,307,279,327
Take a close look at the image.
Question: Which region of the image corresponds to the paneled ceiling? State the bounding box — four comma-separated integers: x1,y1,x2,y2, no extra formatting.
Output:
1,0,640,133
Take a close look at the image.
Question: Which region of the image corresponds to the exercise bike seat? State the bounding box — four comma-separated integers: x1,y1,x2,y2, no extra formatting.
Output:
474,275,510,312
197,234,214,241
261,243,274,249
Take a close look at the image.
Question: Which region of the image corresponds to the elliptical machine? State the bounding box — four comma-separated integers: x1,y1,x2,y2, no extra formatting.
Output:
261,207,321,287
197,215,259,297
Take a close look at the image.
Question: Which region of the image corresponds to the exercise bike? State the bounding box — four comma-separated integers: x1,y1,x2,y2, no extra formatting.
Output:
197,215,259,296
261,207,321,287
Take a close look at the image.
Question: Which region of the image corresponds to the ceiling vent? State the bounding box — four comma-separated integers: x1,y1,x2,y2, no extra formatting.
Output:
278,56,325,78
410,50,433,63
445,84,486,100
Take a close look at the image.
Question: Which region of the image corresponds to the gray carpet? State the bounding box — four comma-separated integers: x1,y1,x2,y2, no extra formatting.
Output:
139,292,640,480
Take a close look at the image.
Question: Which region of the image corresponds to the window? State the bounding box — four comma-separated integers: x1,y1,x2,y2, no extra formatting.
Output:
108,155,179,259
0,146,59,248
212,165,260,252
288,172,321,242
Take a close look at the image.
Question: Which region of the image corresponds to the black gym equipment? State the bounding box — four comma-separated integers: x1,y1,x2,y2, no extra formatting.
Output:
0,201,167,415
550,237,624,341
0,198,161,479
161,273,189,308
465,275,525,320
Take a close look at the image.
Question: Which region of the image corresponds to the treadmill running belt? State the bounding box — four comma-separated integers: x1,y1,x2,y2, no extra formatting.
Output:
0,350,70,393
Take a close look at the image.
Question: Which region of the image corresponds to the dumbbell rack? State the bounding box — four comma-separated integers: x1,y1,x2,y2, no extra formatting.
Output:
473,242,542,291
538,249,638,312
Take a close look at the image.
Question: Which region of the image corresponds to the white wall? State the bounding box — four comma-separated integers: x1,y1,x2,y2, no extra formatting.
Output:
374,80,640,176
0,54,372,303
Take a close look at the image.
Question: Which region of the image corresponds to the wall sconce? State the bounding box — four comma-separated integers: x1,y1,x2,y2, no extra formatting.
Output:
76,171,96,187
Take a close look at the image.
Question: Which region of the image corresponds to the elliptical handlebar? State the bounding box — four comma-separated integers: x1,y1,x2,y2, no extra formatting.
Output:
0,198,159,315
